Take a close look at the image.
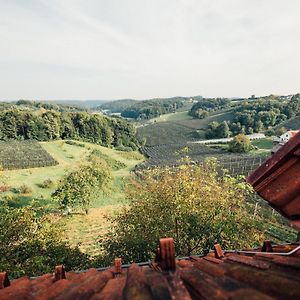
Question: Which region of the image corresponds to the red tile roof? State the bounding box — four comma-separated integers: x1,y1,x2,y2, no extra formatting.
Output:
288,130,300,137
247,130,300,229
1,239,300,300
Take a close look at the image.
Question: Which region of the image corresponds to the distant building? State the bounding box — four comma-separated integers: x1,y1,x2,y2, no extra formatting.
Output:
274,130,299,144
272,130,299,153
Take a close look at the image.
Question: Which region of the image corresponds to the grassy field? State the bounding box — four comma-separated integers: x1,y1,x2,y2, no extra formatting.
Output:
150,111,193,123
174,108,235,130
252,138,273,150
2,140,144,255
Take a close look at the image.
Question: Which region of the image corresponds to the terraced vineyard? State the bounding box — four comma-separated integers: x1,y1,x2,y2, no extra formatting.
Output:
0,140,58,170
137,122,196,146
137,108,235,146
138,143,269,176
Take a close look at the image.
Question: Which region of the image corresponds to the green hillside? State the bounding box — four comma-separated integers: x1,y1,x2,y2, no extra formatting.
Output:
279,115,300,130
137,108,235,146
2,140,144,255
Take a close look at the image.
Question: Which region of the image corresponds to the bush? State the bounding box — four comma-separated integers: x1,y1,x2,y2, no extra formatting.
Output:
265,129,275,137
52,159,112,214
0,185,10,192
88,149,126,170
0,206,92,278
100,160,264,263
17,184,33,195
229,134,253,153
65,140,85,147
40,178,54,189
115,145,133,152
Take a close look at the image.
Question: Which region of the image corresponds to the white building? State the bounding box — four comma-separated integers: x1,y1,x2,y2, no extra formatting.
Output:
272,130,299,153
273,130,299,145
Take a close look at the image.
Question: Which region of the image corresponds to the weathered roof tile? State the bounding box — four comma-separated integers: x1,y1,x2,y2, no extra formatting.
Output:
1,244,300,300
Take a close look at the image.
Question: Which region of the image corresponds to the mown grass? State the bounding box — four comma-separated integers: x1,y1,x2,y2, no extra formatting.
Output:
251,138,273,150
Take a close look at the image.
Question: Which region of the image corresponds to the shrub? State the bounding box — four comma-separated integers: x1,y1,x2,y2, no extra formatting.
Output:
100,160,264,263
0,206,92,278
17,184,33,195
88,149,127,170
0,185,10,192
265,129,275,137
41,178,54,189
116,145,133,152
52,159,112,214
117,151,144,161
65,140,85,147
229,134,253,153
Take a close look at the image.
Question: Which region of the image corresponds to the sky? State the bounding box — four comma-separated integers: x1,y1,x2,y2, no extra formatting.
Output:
0,0,299,100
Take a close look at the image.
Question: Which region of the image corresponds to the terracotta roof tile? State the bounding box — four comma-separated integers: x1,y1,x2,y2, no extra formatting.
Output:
247,130,300,229
1,242,300,299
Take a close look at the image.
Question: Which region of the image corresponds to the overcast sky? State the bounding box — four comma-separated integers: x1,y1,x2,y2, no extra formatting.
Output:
0,0,299,100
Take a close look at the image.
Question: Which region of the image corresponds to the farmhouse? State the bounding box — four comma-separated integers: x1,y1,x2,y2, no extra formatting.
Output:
272,130,299,153
273,130,299,145
1,133,300,299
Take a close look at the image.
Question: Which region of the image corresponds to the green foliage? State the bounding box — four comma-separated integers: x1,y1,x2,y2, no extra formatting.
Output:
88,149,126,171
265,128,275,136
190,98,231,118
229,134,253,153
205,121,231,138
100,161,264,263
52,159,112,213
0,205,91,278
65,140,85,147
40,178,55,189
16,184,33,195
116,150,144,161
98,99,138,113
121,97,187,119
0,109,141,150
275,127,287,136
232,95,300,133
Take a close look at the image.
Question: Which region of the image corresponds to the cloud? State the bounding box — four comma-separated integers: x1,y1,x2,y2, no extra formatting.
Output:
0,0,299,99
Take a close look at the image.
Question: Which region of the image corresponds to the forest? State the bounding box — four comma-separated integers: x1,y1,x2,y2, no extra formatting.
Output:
120,96,201,119
0,108,142,150
190,94,300,138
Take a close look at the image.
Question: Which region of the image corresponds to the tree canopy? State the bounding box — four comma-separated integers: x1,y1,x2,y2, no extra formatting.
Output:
0,205,91,278
100,160,264,263
52,158,112,213
0,108,142,150
229,134,253,153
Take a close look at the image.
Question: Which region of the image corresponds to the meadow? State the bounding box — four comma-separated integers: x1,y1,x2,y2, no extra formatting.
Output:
1,140,144,255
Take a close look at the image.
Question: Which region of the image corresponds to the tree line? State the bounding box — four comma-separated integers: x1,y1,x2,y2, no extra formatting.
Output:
0,108,142,150
0,99,86,112
189,98,231,118
120,97,187,119
204,94,300,138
